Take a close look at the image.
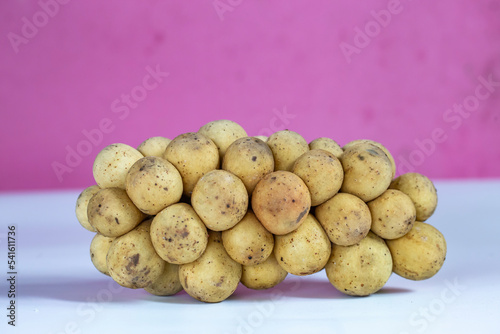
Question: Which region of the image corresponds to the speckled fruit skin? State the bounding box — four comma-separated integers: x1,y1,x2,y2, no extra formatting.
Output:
90,234,115,275
222,137,275,194
292,149,344,206
309,137,343,158
107,220,165,289
93,143,144,189
315,193,372,246
326,232,393,296
125,156,183,215
87,188,145,238
339,142,393,202
343,139,396,179
198,119,248,158
179,231,242,303
76,185,100,232
191,169,248,231
241,249,288,290
267,130,309,171
251,171,311,235
150,203,208,265
274,214,331,276
137,136,171,157
367,189,416,240
222,211,274,266
163,132,219,197
144,263,183,296
386,221,447,281
389,173,438,222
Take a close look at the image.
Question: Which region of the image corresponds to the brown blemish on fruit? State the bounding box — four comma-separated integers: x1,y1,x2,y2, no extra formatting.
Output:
405,217,414,225
126,254,140,272
216,276,225,287
296,207,308,223
181,229,189,238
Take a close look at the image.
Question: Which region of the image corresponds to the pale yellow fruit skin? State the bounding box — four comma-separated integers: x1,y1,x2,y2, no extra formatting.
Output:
93,143,144,189
368,189,416,240
339,142,393,202
163,132,219,196
253,135,268,142
251,171,311,235
90,234,115,275
144,263,183,296
125,156,183,215
150,203,208,265
87,188,145,238
76,185,100,232
241,250,288,290
198,120,247,158
222,211,274,266
315,193,372,246
222,137,274,194
267,130,309,171
386,221,447,281
137,136,171,157
191,170,248,231
309,137,343,158
179,231,242,303
343,139,396,179
292,149,344,206
274,214,331,276
107,220,165,289
325,232,393,296
390,173,438,221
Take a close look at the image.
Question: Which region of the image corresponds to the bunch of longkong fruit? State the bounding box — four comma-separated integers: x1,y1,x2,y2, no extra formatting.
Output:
75,120,446,303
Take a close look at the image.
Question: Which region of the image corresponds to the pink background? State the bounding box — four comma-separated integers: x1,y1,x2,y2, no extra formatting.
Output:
1,0,499,191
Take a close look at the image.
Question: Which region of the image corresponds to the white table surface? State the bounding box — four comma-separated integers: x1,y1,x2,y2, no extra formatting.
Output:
1,179,499,334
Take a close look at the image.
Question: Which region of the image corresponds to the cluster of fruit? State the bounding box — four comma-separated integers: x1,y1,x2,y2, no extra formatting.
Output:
76,120,446,303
